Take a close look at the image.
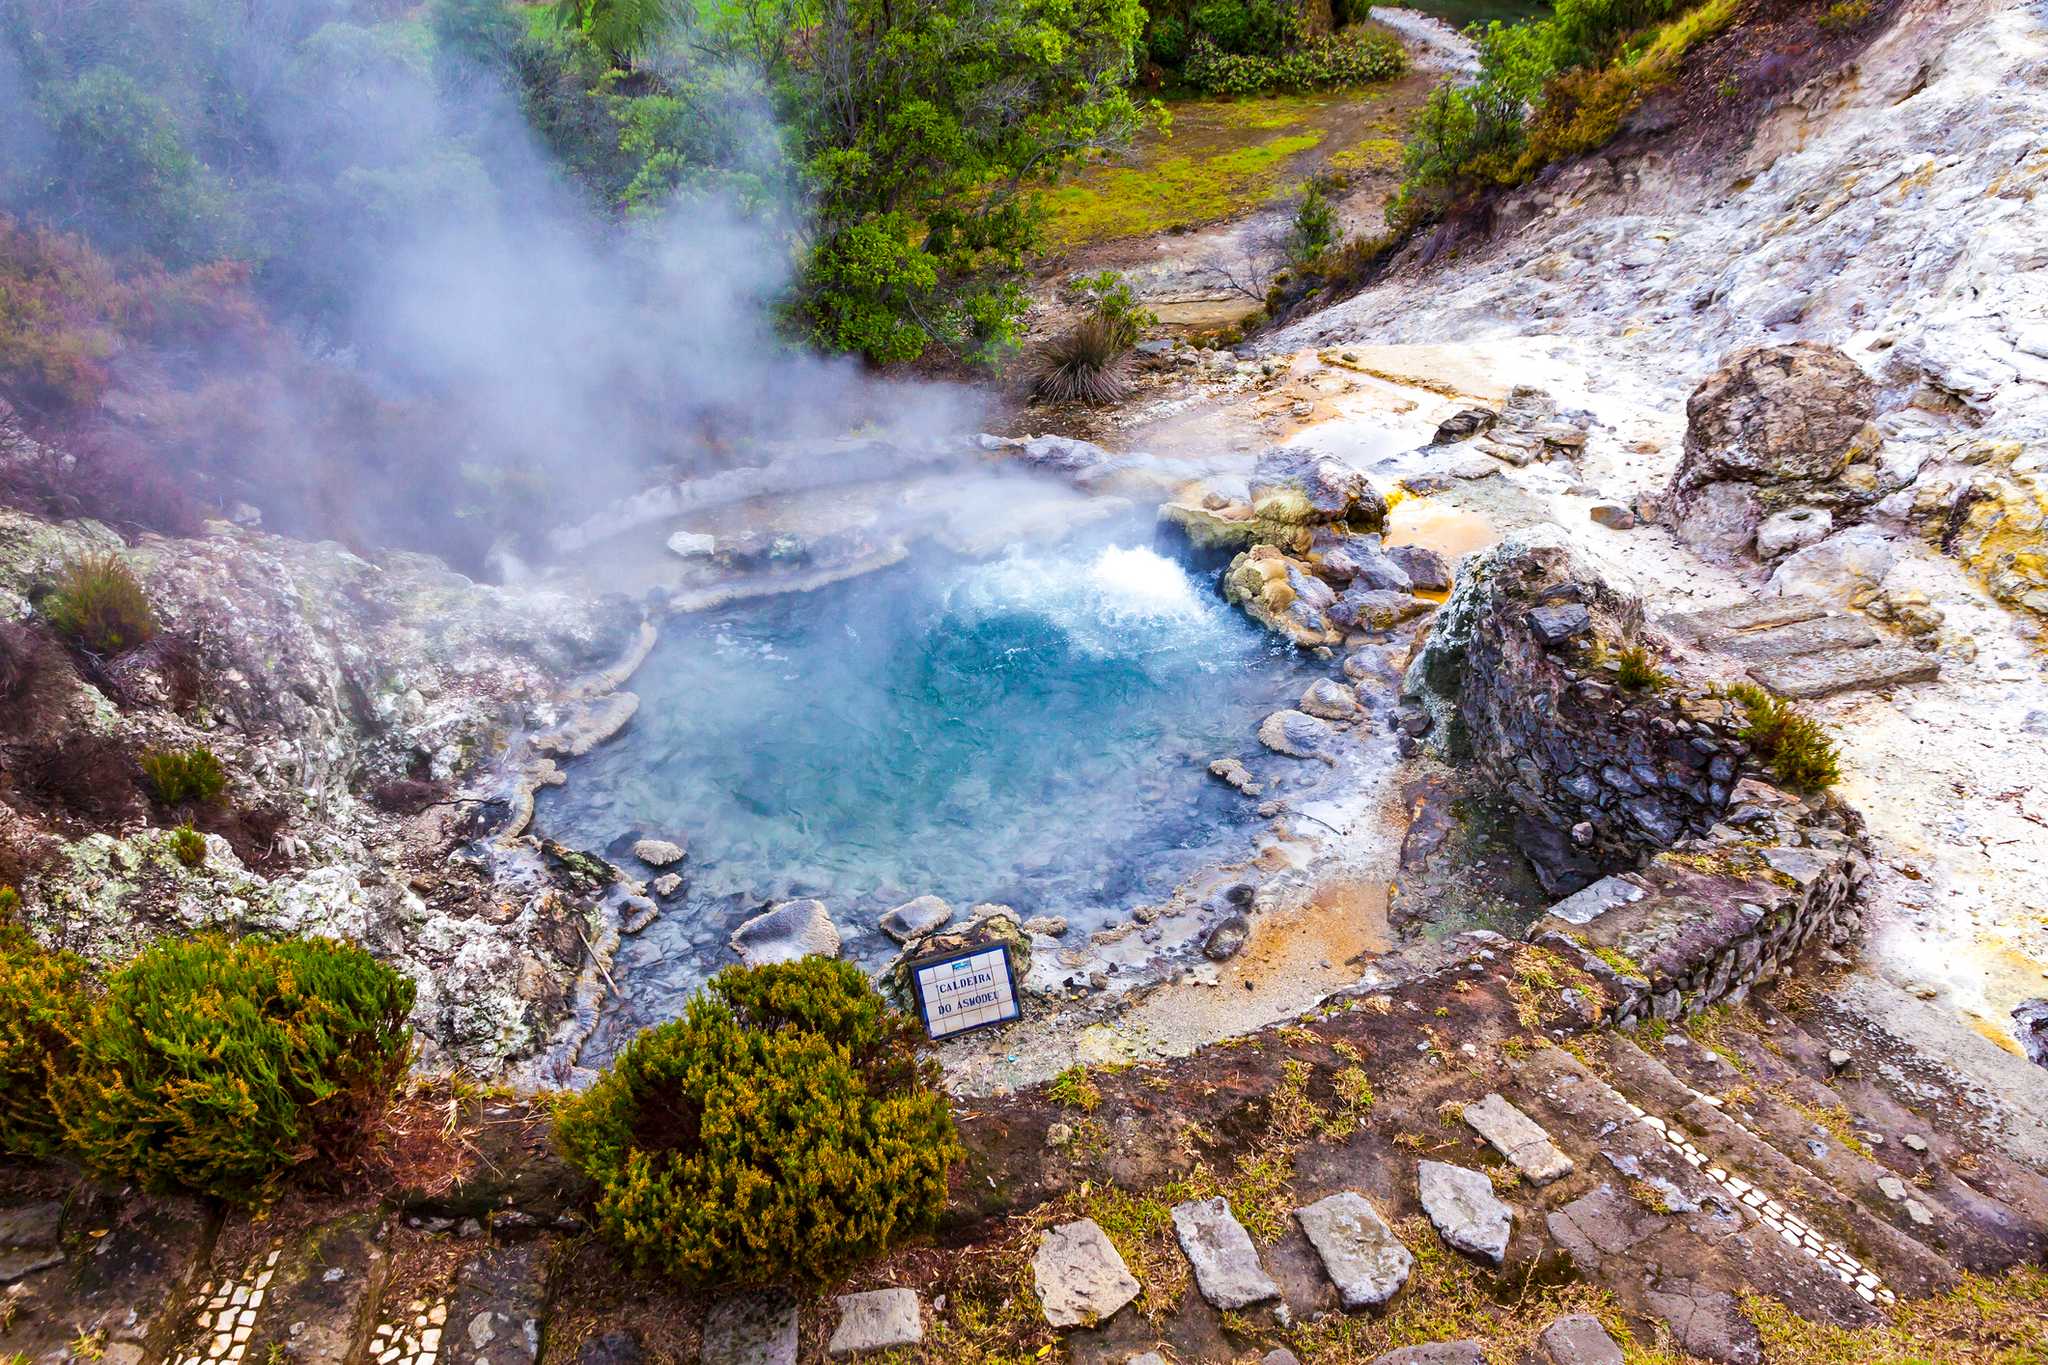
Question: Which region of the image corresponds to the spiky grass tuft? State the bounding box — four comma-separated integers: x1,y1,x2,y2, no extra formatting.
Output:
1726,682,1841,791
1031,315,1131,405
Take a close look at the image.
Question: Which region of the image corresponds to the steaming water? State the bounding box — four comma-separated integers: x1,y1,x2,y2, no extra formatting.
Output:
538,522,1321,1057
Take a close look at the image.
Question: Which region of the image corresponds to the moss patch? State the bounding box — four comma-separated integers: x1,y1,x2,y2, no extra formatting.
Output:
1042,130,1325,245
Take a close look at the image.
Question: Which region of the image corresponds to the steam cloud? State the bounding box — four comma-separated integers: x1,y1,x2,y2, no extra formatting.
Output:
0,2,985,571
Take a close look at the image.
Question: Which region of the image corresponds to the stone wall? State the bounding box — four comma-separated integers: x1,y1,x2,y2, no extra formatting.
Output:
1528,777,1869,1029
1405,526,1740,896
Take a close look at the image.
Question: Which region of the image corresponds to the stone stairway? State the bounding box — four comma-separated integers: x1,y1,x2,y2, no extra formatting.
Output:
4,955,2045,1365
1658,596,1939,699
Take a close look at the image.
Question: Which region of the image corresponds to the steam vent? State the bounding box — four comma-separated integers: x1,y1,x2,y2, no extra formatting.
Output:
1,0,2045,1361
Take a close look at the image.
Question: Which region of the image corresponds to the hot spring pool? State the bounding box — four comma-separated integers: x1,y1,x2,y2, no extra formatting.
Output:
538,522,1323,1053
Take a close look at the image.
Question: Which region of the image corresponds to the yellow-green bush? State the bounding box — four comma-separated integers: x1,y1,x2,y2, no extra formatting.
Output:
0,924,92,1159
166,824,206,869
52,933,415,1201
141,745,226,807
555,958,961,1285
40,551,158,656
1727,683,1840,791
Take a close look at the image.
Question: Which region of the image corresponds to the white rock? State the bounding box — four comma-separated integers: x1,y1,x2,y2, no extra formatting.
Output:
1418,1161,1513,1265
1031,1220,1140,1329
1293,1192,1412,1310
729,900,841,966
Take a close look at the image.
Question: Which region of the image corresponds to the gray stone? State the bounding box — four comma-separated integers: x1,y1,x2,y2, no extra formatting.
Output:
1259,709,1336,759
878,896,954,944
1251,446,1385,527
1300,677,1363,721
1293,1192,1413,1310
1745,644,1938,699
1710,612,1879,662
1171,1197,1279,1309
1547,875,1645,927
1386,544,1454,592
1023,915,1069,937
827,1288,922,1356
1462,1093,1575,1184
577,1331,645,1365
1371,1345,1483,1365
1330,587,1433,631
1433,408,1498,444
1828,1048,1852,1072
0,1201,64,1284
1031,1220,1140,1328
1644,1282,1762,1365
1417,1162,1513,1266
1756,506,1832,558
1903,1134,1930,1152
1126,1356,1168,1365
701,1292,798,1365
1263,1353,1303,1365
1766,527,1898,607
1662,596,1831,644
1540,1314,1625,1365
631,838,686,867
650,874,683,899
1321,536,1414,591
1202,914,1250,962
1527,604,1593,645
730,899,841,965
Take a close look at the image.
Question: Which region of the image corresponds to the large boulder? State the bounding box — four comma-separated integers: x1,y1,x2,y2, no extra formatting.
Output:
1663,344,1884,560
881,904,1032,1014
1250,447,1387,532
1222,546,1344,647
1404,526,1738,896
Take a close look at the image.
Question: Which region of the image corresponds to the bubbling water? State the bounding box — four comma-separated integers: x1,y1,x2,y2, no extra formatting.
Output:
538,520,1319,1059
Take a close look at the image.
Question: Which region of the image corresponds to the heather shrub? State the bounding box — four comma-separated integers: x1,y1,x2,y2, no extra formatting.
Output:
40,552,157,655
555,958,959,1285
140,745,227,808
1726,682,1840,792
52,934,415,1201
0,924,92,1159
166,824,206,869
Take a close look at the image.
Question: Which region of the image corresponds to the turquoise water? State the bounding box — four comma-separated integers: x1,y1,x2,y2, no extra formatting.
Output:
539,521,1323,1051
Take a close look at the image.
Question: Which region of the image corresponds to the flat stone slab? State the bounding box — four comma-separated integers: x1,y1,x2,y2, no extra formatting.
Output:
1031,1219,1140,1328
0,1200,64,1283
1463,1093,1575,1185
1371,1344,1483,1364
1547,875,1646,927
241,1211,394,1365
1170,1197,1279,1310
1746,644,1939,698
1710,612,1879,662
878,896,953,943
701,1292,798,1365
1418,1162,1513,1266
827,1288,922,1356
1293,1192,1413,1310
1661,596,1830,643
729,899,841,965
1540,1313,1626,1365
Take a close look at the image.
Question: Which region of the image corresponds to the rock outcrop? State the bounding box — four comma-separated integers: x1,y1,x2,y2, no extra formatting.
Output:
1404,526,1737,895
1663,343,1884,561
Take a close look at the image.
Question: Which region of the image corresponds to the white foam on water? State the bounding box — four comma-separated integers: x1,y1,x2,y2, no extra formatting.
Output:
945,543,1234,656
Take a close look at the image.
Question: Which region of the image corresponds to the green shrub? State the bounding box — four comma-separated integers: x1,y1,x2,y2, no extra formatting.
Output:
1616,645,1670,691
40,552,157,656
555,958,960,1285
52,934,415,1201
166,825,206,869
1185,28,1405,94
1818,0,1874,31
1289,175,1340,264
1033,315,1133,404
0,925,92,1160
140,745,227,808
1726,683,1841,792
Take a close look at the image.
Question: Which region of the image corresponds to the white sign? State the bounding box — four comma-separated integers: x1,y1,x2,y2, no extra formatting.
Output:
911,945,1020,1040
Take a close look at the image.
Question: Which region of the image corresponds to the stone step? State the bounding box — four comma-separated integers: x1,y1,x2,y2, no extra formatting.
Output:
1292,1192,1411,1311
442,1242,552,1365
1596,1037,1961,1297
1746,644,1940,698
0,1190,216,1365
1710,612,1880,663
1169,1198,1279,1310
1660,596,1833,643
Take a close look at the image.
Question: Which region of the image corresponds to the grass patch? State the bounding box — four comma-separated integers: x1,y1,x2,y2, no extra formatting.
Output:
1616,645,1670,692
140,745,226,808
40,552,157,656
1049,1064,1102,1113
1593,944,1650,980
1042,131,1325,245
1743,1266,2048,1364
